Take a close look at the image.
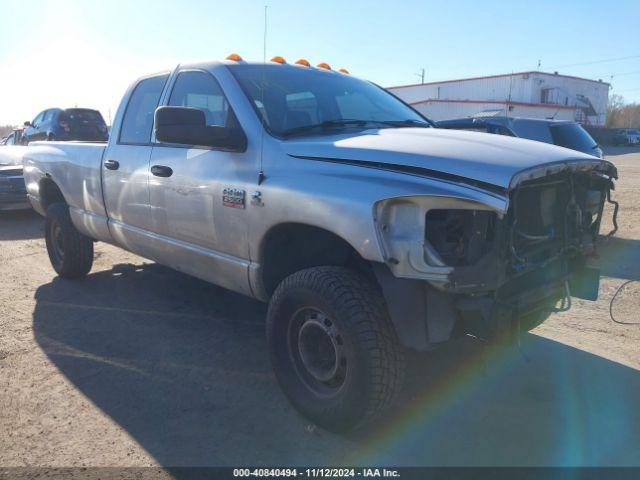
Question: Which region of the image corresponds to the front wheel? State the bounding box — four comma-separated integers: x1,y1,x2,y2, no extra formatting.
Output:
45,203,94,278
266,266,404,432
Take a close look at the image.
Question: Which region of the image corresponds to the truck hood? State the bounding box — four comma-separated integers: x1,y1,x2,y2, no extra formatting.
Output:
282,128,609,192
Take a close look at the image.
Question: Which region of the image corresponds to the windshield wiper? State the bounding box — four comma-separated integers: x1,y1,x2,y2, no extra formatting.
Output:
376,119,431,128
282,119,372,137
281,118,431,137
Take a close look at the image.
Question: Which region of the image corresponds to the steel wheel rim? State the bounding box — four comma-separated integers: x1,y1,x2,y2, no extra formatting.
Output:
51,221,64,263
289,307,347,395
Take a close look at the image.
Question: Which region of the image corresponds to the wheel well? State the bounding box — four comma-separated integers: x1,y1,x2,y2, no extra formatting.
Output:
39,178,66,210
260,223,372,297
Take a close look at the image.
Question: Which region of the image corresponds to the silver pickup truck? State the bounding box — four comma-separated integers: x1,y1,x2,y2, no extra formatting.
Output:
22,57,618,431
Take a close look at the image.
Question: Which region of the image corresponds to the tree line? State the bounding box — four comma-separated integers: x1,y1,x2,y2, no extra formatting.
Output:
0,125,14,139
607,95,640,129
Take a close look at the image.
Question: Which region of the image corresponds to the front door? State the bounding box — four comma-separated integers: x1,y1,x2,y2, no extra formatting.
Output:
102,73,169,254
147,69,253,294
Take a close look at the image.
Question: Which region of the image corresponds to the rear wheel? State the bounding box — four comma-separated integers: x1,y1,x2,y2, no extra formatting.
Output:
45,203,94,278
267,266,404,432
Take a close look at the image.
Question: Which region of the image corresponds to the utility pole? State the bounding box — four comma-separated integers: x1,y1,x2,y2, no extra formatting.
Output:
415,68,425,84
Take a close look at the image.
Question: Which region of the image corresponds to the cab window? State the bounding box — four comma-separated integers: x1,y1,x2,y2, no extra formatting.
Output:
119,74,169,144
168,71,230,127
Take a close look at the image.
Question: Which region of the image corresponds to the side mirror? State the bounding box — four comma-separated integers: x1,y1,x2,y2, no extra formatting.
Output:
154,106,246,151
24,121,32,127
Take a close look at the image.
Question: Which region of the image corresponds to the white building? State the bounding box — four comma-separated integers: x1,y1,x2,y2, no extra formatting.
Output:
388,71,610,126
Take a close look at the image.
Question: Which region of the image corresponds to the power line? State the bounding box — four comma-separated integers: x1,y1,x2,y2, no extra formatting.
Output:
610,70,640,78
550,54,640,69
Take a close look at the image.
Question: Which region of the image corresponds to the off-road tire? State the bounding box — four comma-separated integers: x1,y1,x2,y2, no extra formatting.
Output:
267,266,404,432
45,203,93,278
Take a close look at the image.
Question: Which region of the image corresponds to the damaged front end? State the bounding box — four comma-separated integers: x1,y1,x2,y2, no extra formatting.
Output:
374,160,618,349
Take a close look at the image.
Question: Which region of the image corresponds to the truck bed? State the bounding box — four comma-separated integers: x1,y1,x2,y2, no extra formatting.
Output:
23,141,108,219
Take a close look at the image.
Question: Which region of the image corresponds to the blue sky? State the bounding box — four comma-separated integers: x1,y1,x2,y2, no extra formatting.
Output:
0,0,638,125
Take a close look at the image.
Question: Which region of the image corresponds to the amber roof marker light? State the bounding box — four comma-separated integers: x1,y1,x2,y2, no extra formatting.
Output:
270,56,287,64
295,59,311,67
316,62,331,70
338,68,350,74
226,53,243,61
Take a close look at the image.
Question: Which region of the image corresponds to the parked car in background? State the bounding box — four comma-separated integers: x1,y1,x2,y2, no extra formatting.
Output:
612,128,640,146
0,143,29,210
1,128,24,146
0,165,29,210
22,108,108,144
436,117,603,158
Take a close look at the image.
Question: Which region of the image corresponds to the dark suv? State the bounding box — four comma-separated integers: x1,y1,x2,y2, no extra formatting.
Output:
436,116,603,158
22,108,108,144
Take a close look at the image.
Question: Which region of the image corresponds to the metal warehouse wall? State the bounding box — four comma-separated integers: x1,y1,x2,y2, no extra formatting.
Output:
388,74,536,105
389,72,609,126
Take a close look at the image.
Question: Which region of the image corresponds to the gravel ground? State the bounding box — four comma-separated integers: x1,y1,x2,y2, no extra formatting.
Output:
0,147,639,468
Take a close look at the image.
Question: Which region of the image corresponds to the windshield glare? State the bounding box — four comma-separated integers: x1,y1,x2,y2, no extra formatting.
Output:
228,64,428,137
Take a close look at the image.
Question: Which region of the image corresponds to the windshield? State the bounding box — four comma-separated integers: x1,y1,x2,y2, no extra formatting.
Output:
228,64,430,137
549,123,598,153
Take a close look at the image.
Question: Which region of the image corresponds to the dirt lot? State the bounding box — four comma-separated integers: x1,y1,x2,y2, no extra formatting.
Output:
1,147,639,467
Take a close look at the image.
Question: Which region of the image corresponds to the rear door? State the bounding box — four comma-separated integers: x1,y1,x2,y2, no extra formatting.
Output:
102,73,169,252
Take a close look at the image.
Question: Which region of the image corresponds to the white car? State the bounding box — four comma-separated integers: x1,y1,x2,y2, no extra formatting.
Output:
614,128,640,146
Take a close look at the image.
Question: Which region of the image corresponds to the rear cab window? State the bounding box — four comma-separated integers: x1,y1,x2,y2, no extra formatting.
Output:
60,109,108,138
60,109,104,125
119,74,169,144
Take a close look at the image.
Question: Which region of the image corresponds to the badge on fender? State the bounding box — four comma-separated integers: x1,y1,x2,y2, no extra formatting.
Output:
222,188,245,209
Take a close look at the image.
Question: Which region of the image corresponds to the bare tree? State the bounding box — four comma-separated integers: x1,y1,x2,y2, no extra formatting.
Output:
607,94,640,128
0,125,15,139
